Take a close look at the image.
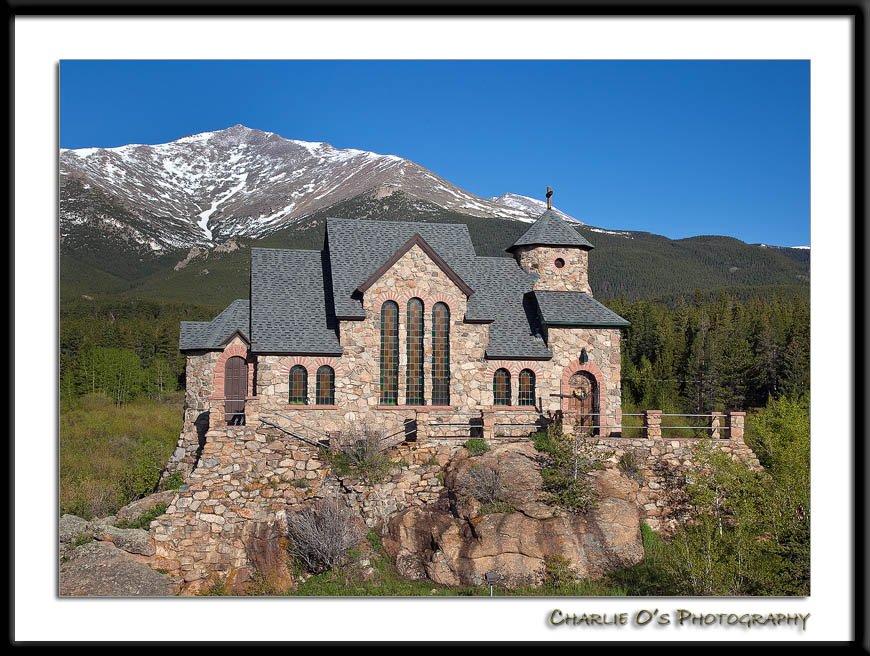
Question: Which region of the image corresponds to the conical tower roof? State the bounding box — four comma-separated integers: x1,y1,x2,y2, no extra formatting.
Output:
506,208,594,252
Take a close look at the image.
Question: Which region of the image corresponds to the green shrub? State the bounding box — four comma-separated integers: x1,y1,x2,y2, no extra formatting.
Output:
115,503,167,530
464,438,490,455
534,423,612,513
618,450,645,482
478,501,514,515
162,471,184,491
321,425,395,484
543,555,575,586
366,530,383,553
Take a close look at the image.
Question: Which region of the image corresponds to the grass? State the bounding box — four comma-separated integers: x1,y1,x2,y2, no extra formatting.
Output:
115,503,168,530
60,392,183,520
202,526,638,597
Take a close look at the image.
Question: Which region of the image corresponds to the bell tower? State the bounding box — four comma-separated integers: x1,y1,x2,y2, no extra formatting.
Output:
506,188,595,295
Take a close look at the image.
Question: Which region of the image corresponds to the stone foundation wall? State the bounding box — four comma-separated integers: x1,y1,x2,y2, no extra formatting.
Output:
151,421,467,588
160,350,220,484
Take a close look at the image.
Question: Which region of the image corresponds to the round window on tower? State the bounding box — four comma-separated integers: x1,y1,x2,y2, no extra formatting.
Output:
554,258,565,269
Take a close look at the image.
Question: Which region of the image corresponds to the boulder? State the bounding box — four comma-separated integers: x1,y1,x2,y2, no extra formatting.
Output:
241,520,297,594
383,442,643,588
59,514,91,543
91,525,156,556
115,490,177,523
59,541,176,596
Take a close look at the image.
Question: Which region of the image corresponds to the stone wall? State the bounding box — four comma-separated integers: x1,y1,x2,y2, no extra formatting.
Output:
152,410,759,589
591,413,760,534
151,420,465,589
513,245,592,294
160,350,220,483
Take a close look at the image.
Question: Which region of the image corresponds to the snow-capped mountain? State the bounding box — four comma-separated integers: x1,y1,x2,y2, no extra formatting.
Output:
59,125,580,253
488,192,582,225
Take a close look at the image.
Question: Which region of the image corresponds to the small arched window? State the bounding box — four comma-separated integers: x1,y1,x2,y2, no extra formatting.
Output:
518,369,536,406
380,301,399,405
289,365,308,405
406,298,424,405
316,365,335,405
493,368,511,406
432,302,450,405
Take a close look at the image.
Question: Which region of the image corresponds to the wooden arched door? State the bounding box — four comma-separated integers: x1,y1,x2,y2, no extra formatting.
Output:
225,356,247,425
565,371,598,435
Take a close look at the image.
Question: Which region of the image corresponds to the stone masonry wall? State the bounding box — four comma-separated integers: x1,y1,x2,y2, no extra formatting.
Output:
514,245,592,295
152,421,465,588
160,350,219,483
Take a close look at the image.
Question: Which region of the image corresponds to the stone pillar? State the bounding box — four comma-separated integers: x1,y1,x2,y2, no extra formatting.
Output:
727,411,746,441
482,409,495,441
245,396,259,426
210,399,226,426
644,410,662,439
710,411,722,439
415,411,429,442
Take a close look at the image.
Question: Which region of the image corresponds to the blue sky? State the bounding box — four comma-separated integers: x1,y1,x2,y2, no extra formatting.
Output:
60,60,809,246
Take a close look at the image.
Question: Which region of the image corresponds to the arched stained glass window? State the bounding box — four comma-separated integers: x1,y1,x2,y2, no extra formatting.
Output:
316,365,335,405
380,301,399,405
406,298,424,405
518,369,536,406
493,368,511,406
432,302,450,406
289,365,308,405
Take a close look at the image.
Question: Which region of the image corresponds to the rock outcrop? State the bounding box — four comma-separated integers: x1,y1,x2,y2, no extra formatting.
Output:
59,541,176,597
59,491,181,596
383,442,643,588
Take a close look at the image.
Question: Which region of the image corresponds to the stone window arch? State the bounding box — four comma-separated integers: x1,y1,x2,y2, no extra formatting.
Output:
289,365,308,405
315,365,335,405
406,298,425,405
518,369,536,406
380,300,399,405
432,302,450,405
493,368,511,406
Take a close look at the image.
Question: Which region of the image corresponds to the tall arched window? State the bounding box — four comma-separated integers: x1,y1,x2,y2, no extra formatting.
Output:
316,365,335,405
493,368,511,406
289,365,308,405
380,301,399,405
406,298,424,405
432,302,450,405
518,369,536,406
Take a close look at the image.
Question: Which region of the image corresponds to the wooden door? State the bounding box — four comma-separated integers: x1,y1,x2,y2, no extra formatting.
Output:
225,356,247,425
566,371,597,434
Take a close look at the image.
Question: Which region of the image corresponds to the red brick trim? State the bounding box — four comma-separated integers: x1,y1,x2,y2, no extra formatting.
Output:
484,360,544,377
210,341,254,400
370,292,457,315
560,360,606,417
277,356,344,379
376,405,455,411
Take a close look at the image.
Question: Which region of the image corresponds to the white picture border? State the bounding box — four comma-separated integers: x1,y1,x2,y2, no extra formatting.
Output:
14,15,854,643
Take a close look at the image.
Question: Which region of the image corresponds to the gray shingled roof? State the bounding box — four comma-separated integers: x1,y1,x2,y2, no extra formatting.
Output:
466,257,552,359
507,209,594,251
327,218,478,319
179,299,250,350
534,291,630,326
250,248,343,354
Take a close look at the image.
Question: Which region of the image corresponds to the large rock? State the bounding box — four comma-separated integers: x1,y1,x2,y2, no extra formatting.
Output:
384,443,643,588
115,490,177,523
59,514,91,543
239,520,297,593
59,541,176,596
91,525,156,556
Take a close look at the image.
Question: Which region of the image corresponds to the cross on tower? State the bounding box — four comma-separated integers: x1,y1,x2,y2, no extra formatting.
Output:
546,186,553,209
